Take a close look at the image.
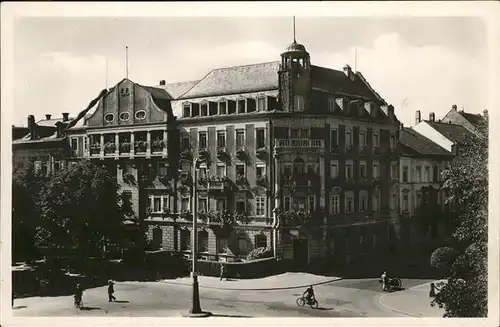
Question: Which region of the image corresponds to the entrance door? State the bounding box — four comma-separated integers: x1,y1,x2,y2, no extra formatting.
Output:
293,238,309,271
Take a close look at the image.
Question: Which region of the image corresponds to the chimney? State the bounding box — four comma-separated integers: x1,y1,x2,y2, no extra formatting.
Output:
388,105,394,121
335,98,349,112
483,109,488,118
429,112,435,122
62,113,69,122
159,80,166,86
45,114,52,120
452,104,458,111
343,64,354,81
55,121,64,138
27,115,36,140
415,110,421,125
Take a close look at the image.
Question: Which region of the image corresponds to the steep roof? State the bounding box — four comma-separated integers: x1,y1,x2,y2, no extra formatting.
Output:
140,85,173,101
400,127,452,156
162,81,199,99
427,121,476,143
36,117,74,127
460,111,485,127
178,61,280,99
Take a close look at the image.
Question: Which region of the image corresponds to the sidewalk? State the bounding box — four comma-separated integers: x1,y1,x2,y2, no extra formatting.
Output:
378,280,446,317
161,272,342,291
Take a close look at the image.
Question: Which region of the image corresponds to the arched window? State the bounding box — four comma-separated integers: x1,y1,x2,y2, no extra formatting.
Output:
152,227,163,250
198,230,208,253
254,234,267,249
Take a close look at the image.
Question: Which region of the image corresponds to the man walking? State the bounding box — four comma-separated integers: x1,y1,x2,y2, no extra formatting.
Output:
220,264,227,281
108,280,116,302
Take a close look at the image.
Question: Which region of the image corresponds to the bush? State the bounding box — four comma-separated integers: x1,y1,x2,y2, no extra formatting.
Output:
246,247,273,261
430,247,459,271
196,257,280,279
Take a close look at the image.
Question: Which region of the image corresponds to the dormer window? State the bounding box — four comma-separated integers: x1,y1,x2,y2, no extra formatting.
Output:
219,101,227,115
237,99,246,114
328,96,335,112
294,95,304,112
183,103,191,118
257,97,266,111
200,103,208,117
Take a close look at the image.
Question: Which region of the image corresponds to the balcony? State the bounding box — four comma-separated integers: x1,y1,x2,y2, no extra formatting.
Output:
207,176,232,192
275,139,324,149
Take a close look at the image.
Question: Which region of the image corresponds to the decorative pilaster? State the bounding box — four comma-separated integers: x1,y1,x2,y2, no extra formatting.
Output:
163,129,168,158
130,132,135,158
100,134,104,159
115,133,120,159
146,131,151,158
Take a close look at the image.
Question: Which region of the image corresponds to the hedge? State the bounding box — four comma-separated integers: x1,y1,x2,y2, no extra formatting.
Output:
196,257,282,279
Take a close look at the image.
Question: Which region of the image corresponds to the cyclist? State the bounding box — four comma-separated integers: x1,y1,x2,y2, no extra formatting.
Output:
302,285,315,304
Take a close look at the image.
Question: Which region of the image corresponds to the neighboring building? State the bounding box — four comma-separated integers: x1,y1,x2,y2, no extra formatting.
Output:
398,127,453,251
413,110,476,153
12,113,74,174
441,104,488,138
58,38,404,268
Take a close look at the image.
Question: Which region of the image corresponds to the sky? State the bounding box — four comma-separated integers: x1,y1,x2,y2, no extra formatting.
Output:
11,16,488,127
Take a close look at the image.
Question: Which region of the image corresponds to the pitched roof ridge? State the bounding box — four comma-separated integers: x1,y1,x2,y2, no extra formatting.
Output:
355,71,387,105
164,80,199,86
428,120,467,127
212,60,279,72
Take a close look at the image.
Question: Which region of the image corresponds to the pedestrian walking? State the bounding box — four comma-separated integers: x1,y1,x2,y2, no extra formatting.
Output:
108,280,116,302
220,264,227,281
381,271,388,292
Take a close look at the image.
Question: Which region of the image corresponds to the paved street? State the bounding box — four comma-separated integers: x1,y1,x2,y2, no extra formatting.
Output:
12,277,438,318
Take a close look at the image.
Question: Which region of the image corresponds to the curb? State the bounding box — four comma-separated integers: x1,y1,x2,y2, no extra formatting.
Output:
161,277,343,291
377,281,439,317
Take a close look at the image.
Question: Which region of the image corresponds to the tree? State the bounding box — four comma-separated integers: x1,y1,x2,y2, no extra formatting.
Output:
12,166,48,261
431,116,488,317
430,247,459,271
36,161,130,258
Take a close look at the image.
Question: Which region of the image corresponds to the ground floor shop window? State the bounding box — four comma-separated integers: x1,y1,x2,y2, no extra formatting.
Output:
198,230,208,253
180,229,191,251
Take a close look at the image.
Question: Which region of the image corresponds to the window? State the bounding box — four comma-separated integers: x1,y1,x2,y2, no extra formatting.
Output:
256,197,265,216
158,162,168,175
283,164,292,176
308,196,316,212
200,103,208,117
359,161,367,178
71,138,78,152
328,96,335,112
256,165,265,178
122,191,132,208
345,194,354,213
391,163,398,179
83,137,88,151
257,97,266,111
181,197,190,211
104,113,114,123
237,100,245,114
390,134,396,149
373,132,380,147
198,231,208,252
373,192,380,211
294,95,305,111
236,130,245,148
416,166,421,182
135,110,146,120
331,195,340,215
219,101,227,115
284,197,291,211
181,135,190,150
359,131,366,150
331,129,338,147
403,194,409,212
345,131,352,147
360,195,367,212
331,161,339,178
237,233,250,254
424,166,430,182
216,199,226,212
254,234,267,248
180,229,190,251
199,197,208,212
119,112,130,121
236,164,245,177
256,129,265,149
416,193,422,209
433,165,439,182
183,104,191,118
153,197,161,213
236,200,246,213
54,161,60,172
403,166,408,182
199,132,207,149
346,162,353,179
392,192,398,210
216,165,226,177
217,131,226,148
218,237,228,253
373,162,380,179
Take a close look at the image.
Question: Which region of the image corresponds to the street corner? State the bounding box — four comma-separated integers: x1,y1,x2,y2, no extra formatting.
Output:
377,282,445,317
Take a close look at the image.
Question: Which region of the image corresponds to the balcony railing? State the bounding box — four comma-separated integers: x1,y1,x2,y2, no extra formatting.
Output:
275,139,324,148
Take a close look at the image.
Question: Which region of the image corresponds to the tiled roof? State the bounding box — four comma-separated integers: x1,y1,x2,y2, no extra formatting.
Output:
427,121,476,143
178,61,280,99
162,81,199,99
400,127,452,156
12,131,64,144
176,61,382,101
460,111,485,127
140,85,173,101
310,66,378,100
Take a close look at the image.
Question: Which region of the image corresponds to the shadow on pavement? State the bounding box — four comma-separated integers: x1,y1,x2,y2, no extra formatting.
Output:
211,313,253,318
80,306,101,311
13,305,27,309
113,300,129,303
315,307,334,311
